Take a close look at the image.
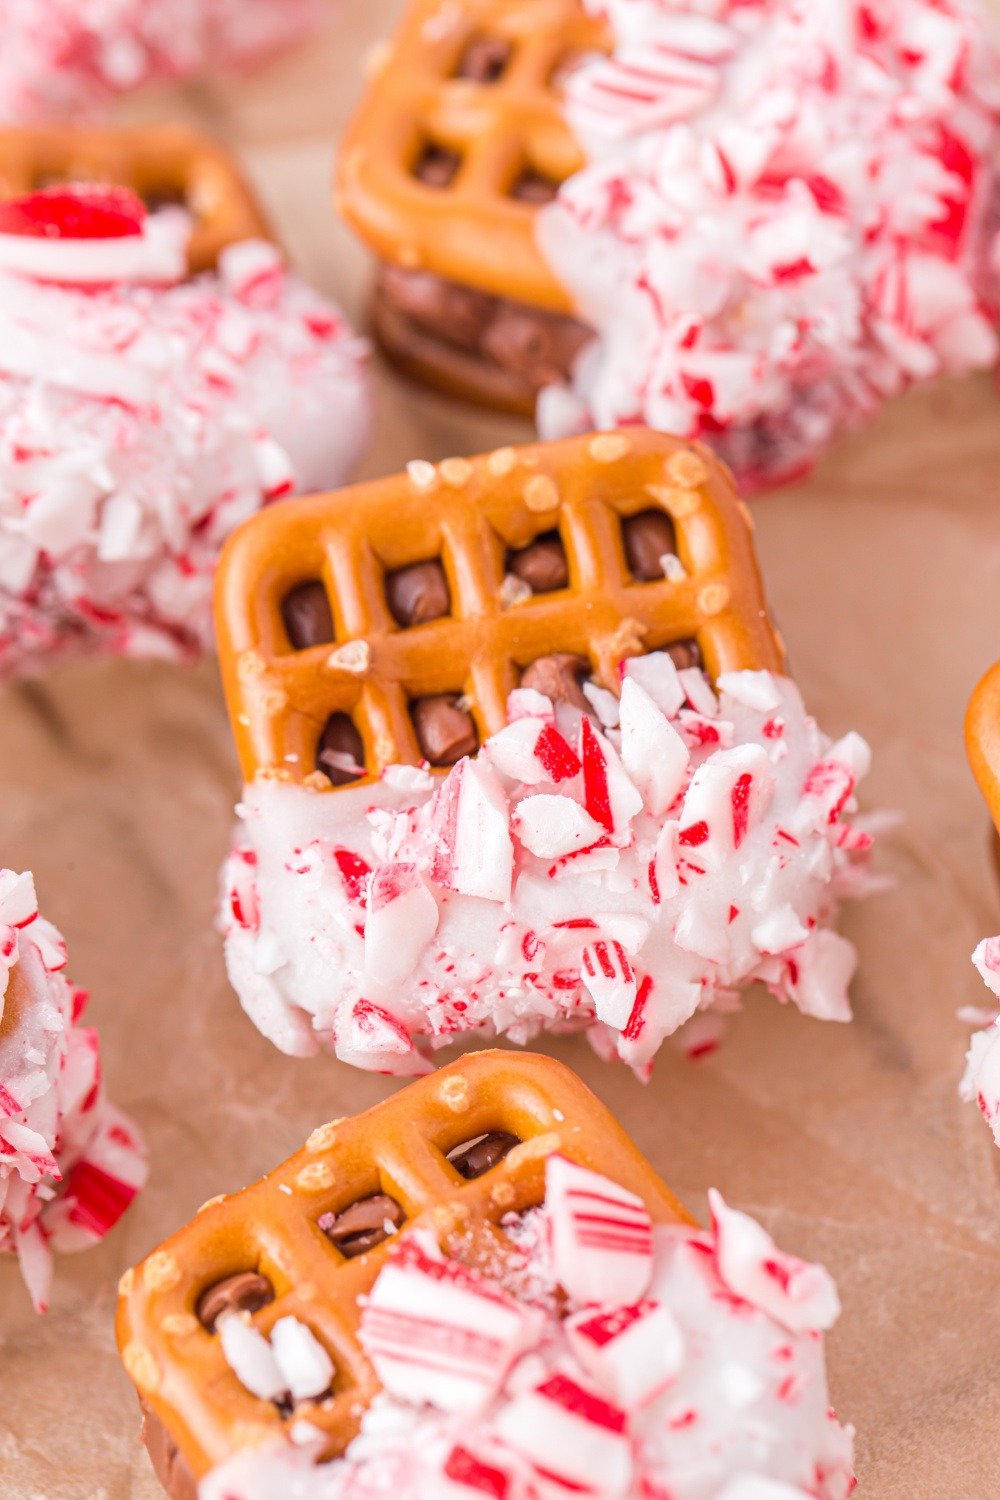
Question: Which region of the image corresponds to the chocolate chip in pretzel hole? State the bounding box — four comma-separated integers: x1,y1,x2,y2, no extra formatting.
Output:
282,579,335,649
521,653,590,711
511,170,560,204
412,694,478,765
386,560,450,627
317,713,365,785
456,34,513,82
506,533,569,594
448,1132,519,1178
142,183,188,212
414,143,462,189
623,509,678,582
196,1270,274,1333
666,637,702,671
318,1193,405,1258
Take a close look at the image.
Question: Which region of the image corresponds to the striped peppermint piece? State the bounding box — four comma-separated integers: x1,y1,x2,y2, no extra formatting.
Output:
494,1369,633,1497
566,41,724,140
363,863,439,988
678,743,775,865
580,938,639,1028
710,1190,840,1334
546,1155,654,1304
359,1235,544,1413
566,1298,684,1409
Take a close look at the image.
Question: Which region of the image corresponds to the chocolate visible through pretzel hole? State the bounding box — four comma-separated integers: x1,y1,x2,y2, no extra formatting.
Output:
317,713,365,785
456,34,512,82
448,1132,519,1178
318,1193,405,1258
623,509,678,582
415,144,461,188
521,653,590,710
282,580,334,649
386,560,450,626
196,1271,274,1333
412,694,478,765
507,533,568,594
666,638,702,671
511,170,560,204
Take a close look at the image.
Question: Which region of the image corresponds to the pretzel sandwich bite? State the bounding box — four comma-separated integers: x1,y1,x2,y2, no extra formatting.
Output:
339,0,1000,488
216,430,876,1074
117,1052,854,1500
0,124,371,674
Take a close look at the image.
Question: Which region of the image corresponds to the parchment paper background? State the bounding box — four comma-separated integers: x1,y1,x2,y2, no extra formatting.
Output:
0,5,998,1496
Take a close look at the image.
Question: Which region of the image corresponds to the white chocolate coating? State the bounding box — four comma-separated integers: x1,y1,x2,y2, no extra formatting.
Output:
222,660,877,1074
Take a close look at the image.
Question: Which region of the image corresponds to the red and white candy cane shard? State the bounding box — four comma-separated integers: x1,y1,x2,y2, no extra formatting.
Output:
430,759,514,904
566,1298,684,1410
360,1235,544,1413
363,863,439,988
580,939,639,1029
678,744,775,863
494,1369,633,1497
546,1154,654,1305
709,1190,840,1335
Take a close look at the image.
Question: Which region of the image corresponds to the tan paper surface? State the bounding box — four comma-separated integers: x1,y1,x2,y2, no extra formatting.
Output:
1,5,999,1496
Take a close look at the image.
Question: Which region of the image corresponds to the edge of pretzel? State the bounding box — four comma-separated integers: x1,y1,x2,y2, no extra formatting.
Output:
214,429,785,787
966,659,1000,836
116,1050,694,1482
337,0,605,311
0,123,274,274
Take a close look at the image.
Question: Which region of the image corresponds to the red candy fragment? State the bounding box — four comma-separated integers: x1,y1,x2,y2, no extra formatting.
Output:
0,185,146,241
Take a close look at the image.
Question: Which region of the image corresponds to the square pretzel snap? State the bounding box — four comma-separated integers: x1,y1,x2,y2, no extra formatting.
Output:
214,429,784,791
116,1050,693,1489
0,123,272,274
338,0,607,313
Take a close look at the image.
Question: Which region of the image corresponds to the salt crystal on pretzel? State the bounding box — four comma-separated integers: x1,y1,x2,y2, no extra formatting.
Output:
1,868,145,1311
534,0,1000,487
360,1233,543,1414
0,1,326,123
0,176,369,675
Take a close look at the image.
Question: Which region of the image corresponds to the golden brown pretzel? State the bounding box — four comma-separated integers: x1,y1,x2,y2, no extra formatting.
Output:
0,124,272,274
337,0,607,312
116,1051,694,1487
214,429,785,787
966,659,1000,844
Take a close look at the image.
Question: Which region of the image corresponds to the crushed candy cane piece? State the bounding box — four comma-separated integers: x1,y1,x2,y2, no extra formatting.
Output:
709,1190,840,1333
360,1234,542,1413
537,0,1000,489
0,870,146,1311
547,1154,653,1305
566,1298,683,1410
200,1170,854,1500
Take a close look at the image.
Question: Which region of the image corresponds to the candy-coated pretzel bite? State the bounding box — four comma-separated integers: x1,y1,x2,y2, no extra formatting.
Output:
966,659,1000,845
214,429,784,790
116,1051,692,1492
338,0,607,314
0,123,271,273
